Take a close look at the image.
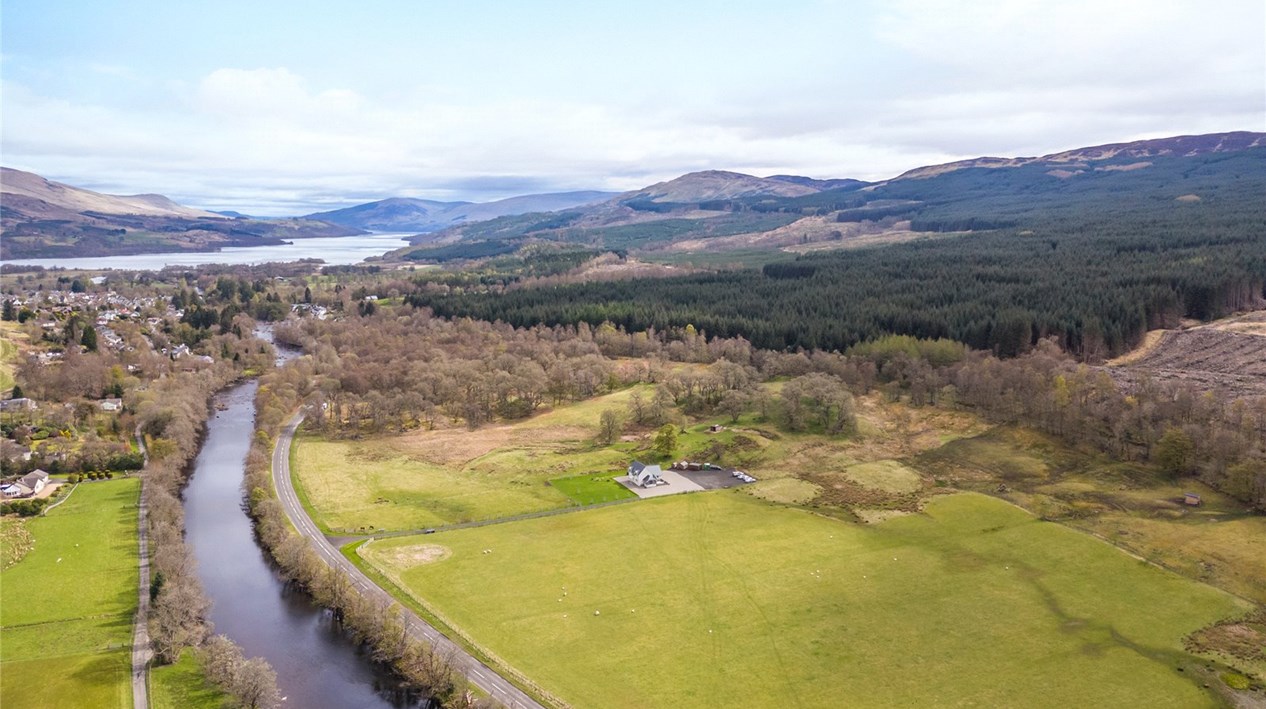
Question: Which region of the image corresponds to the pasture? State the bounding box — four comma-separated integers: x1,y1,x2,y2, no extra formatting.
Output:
291,383,981,533
291,386,658,532
0,478,140,709
916,427,1266,605
0,323,20,392
359,491,1248,708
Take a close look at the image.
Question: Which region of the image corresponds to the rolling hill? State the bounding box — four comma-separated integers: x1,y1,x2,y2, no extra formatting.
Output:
0,168,361,259
305,190,616,232
891,131,1266,180
1,167,226,220
397,131,1266,262
619,170,823,203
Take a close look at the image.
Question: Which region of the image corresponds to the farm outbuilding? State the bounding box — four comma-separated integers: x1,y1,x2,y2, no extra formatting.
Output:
1183,493,1202,506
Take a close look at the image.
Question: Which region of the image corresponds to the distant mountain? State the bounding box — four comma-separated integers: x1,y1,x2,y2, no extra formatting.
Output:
2,167,226,220
893,131,1266,181
307,197,464,232
447,191,617,224
618,170,819,204
766,175,868,192
306,191,616,232
399,131,1266,262
1,168,361,259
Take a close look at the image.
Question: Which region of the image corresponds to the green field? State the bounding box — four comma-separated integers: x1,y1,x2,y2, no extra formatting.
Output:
151,649,229,709
916,427,1266,605
548,473,637,505
359,492,1248,708
0,325,19,392
0,479,140,709
292,387,657,532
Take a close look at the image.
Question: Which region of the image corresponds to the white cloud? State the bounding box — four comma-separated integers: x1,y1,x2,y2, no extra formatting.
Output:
3,0,1263,221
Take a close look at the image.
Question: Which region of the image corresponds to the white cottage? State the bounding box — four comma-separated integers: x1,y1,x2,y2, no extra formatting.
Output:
627,461,663,488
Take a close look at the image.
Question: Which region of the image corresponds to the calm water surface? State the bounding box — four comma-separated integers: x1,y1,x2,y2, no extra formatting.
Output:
6,232,412,270
182,380,421,708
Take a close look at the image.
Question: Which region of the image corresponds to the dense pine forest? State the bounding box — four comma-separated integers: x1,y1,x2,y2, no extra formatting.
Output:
407,207,1265,359
404,148,1266,359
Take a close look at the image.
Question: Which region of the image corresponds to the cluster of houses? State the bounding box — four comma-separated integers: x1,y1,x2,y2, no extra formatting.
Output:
1,469,49,499
7,288,167,321
291,303,330,319
7,286,187,359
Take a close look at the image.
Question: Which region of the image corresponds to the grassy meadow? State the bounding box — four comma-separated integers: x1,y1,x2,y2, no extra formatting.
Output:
295,382,1265,622
291,383,987,533
150,649,229,709
916,427,1266,604
292,386,658,532
0,322,21,392
359,491,1248,708
0,479,140,709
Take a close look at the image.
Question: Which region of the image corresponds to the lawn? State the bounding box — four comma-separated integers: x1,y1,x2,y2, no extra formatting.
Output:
0,478,140,709
151,649,229,709
548,473,636,505
359,492,1248,709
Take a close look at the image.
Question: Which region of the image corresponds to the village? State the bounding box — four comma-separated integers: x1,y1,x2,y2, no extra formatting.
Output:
0,272,267,503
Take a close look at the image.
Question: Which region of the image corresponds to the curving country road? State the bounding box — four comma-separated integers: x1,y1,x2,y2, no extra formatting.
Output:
272,412,545,709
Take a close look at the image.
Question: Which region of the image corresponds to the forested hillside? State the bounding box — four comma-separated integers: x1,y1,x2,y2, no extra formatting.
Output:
406,149,1266,359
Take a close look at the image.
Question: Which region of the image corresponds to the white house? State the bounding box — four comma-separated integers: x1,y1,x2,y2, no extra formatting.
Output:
0,398,37,413
20,470,49,495
98,398,124,412
1,482,29,498
627,461,663,488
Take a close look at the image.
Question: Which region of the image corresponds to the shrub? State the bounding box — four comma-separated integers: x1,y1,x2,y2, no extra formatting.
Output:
1221,672,1251,690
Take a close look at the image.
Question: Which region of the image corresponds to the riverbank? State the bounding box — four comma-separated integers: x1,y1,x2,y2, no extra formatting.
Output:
185,382,422,708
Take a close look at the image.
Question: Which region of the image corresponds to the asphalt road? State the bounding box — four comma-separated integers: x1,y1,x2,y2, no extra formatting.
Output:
272,413,545,709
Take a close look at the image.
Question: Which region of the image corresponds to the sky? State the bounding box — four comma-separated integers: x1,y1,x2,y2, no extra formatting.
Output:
2,0,1263,216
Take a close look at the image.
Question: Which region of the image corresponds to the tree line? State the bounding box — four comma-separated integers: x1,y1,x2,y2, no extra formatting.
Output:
275,300,1266,509
401,147,1266,361
246,357,495,708
406,208,1266,360
131,329,284,708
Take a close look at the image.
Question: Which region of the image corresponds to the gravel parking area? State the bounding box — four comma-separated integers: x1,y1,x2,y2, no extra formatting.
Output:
617,470,705,498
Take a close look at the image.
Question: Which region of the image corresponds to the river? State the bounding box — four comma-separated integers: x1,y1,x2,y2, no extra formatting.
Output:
5,232,414,270
182,379,421,708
